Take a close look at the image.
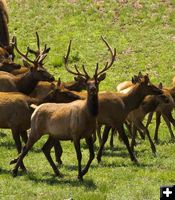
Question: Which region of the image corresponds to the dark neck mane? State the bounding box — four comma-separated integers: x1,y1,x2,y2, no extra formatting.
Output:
87,93,98,117
15,71,38,95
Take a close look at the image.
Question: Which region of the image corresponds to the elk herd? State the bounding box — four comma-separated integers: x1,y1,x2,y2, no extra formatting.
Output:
1,0,175,181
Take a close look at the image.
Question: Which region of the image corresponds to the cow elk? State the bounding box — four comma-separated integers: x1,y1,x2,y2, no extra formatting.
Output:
146,85,175,143
96,73,163,163
11,37,116,181
0,78,80,170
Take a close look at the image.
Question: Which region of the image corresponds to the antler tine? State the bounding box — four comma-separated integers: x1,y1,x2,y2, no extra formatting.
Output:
96,36,116,76
82,64,89,78
11,36,15,45
13,36,34,63
36,32,40,51
74,64,82,74
94,63,99,78
38,53,48,64
64,40,86,77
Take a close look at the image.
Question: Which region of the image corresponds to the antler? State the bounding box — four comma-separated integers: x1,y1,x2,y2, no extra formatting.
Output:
14,36,48,65
94,36,116,78
64,40,89,78
27,32,50,58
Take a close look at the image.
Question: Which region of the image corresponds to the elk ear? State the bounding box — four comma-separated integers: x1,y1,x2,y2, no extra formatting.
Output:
158,82,163,89
50,83,56,90
45,47,50,53
138,71,143,77
97,73,106,82
74,75,86,82
57,78,62,88
144,75,149,85
22,59,31,68
132,76,138,84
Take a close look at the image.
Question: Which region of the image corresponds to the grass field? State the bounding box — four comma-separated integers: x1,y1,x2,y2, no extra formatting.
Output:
1,0,175,199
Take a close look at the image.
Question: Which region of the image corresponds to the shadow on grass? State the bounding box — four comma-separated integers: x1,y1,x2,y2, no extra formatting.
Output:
0,167,11,175
0,132,7,137
0,140,42,153
26,172,97,190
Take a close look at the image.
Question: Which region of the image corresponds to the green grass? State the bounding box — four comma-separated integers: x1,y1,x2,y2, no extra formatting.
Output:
0,0,175,199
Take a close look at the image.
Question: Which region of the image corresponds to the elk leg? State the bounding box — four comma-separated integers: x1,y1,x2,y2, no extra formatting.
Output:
11,134,41,177
131,124,137,152
11,128,26,171
97,124,102,145
146,112,154,128
81,136,94,177
42,136,62,177
96,125,111,163
125,121,132,137
20,130,28,144
135,121,156,155
110,128,115,148
117,124,138,164
73,139,82,181
54,140,63,165
92,131,96,143
162,115,175,141
154,112,161,144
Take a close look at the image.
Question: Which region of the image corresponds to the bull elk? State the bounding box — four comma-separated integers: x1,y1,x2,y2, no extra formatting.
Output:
0,35,55,94
11,37,116,180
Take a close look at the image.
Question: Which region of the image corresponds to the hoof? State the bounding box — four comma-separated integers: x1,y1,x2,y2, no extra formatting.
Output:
132,157,139,165
153,152,157,157
10,158,18,165
12,168,18,177
20,165,27,172
154,139,159,145
56,160,63,166
58,173,64,178
78,175,83,182
96,155,101,163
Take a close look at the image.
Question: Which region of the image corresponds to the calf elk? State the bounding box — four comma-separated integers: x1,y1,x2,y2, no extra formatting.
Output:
11,37,116,180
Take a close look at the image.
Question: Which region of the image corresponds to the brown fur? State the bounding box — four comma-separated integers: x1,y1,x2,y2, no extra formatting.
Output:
146,86,175,143
0,84,80,167
0,0,9,46
51,74,163,164
11,37,115,179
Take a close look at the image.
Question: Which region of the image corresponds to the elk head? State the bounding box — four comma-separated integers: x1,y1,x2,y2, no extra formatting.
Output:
132,73,163,96
64,36,116,96
41,78,81,103
13,35,54,82
0,39,21,72
0,37,16,61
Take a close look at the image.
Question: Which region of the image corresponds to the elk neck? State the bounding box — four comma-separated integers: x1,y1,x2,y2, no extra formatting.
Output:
141,96,158,114
15,70,38,95
122,84,148,113
86,92,99,117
